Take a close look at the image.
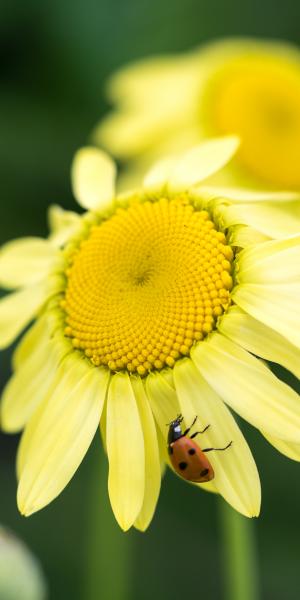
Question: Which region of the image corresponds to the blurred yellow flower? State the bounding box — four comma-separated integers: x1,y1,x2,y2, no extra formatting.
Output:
1,137,300,531
94,38,300,190
0,526,47,600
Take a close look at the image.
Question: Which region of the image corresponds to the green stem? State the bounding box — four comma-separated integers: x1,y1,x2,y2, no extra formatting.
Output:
83,440,132,600
219,500,260,600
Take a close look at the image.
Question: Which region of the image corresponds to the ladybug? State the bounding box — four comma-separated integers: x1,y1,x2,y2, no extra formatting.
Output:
167,415,232,483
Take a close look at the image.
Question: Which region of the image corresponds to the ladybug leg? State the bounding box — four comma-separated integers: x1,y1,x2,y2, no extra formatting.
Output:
190,424,210,438
183,415,198,436
202,441,233,453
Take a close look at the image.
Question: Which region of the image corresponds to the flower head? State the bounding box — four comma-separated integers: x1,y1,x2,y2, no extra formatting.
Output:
95,38,300,190
1,137,300,531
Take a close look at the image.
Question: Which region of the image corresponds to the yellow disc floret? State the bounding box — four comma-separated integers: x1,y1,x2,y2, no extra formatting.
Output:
62,197,233,374
208,54,300,188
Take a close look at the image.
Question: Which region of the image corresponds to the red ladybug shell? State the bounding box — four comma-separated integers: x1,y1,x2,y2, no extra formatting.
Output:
170,436,214,483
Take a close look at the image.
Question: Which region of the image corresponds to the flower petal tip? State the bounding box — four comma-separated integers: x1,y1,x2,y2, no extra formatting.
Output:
116,518,133,533
168,135,241,191
71,146,116,211
134,523,148,533
18,501,36,518
244,503,261,519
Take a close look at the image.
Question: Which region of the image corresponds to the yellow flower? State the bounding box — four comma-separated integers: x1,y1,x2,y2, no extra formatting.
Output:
1,137,300,531
94,38,300,190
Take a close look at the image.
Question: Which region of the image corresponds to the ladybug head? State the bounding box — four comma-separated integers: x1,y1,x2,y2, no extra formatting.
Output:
167,414,184,445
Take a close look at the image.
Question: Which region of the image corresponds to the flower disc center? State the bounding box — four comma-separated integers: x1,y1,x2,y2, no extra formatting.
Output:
63,197,233,375
209,55,300,187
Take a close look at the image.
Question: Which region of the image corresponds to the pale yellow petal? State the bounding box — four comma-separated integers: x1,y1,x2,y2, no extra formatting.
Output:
71,147,116,210
106,373,145,531
0,238,57,289
12,309,63,370
222,201,300,239
237,235,300,282
263,434,300,461
12,312,50,370
99,397,107,454
201,186,300,203
16,354,87,477
229,225,270,248
197,37,300,76
132,377,161,531
17,359,109,515
48,205,81,247
232,283,300,349
146,371,216,494
104,54,197,106
238,233,300,261
156,427,168,477
95,111,171,160
168,136,239,191
174,359,260,516
1,337,70,433
145,371,181,434
219,307,300,379
94,56,199,158
143,157,176,191
192,333,300,442
0,284,46,349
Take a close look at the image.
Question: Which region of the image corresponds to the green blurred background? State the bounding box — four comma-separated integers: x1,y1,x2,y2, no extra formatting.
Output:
1,0,300,598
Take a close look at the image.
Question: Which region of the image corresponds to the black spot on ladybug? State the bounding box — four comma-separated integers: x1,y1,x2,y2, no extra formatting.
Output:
200,468,209,477
168,446,173,455
188,448,196,455
179,461,188,471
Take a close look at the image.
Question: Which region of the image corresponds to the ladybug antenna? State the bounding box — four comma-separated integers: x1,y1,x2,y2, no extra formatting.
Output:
166,414,183,426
